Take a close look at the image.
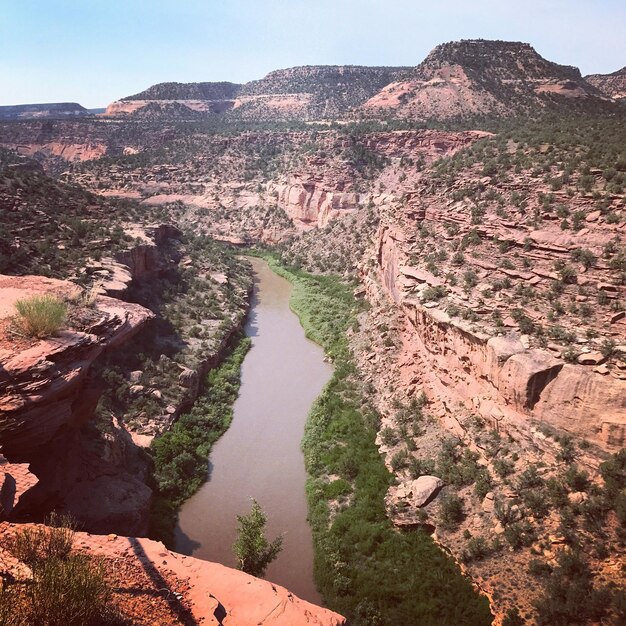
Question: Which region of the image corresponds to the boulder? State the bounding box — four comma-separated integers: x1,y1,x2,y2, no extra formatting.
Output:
577,351,606,366
389,476,443,509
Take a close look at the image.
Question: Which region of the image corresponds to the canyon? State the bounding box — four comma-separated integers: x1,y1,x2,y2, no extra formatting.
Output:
0,38,624,625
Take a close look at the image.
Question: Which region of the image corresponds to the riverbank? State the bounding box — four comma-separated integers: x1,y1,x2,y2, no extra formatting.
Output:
264,255,493,626
149,333,251,544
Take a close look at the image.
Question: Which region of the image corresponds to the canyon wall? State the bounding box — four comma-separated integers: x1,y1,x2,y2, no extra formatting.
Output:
374,225,626,451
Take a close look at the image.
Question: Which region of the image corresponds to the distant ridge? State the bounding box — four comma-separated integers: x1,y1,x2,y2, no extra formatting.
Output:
232,65,412,120
361,39,607,119
103,40,613,121
122,81,242,101
0,102,91,120
586,67,626,102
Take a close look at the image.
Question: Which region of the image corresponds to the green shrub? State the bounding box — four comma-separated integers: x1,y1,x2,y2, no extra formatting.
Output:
528,558,552,578
474,468,493,499
504,521,536,550
461,536,490,562
390,448,409,472
439,493,465,530
380,426,398,447
493,458,515,478
564,465,589,492
7,513,74,565
233,499,283,577
534,550,611,625
502,607,525,626
494,498,518,527
523,491,550,518
27,555,112,626
1,521,114,626
437,439,480,486
13,293,67,338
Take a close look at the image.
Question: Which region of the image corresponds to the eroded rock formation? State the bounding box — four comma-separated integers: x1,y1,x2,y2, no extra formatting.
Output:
0,275,154,532
374,220,626,451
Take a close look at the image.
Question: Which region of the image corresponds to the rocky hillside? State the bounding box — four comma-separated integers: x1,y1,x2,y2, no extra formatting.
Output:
122,81,242,101
362,40,608,119
106,81,241,117
586,67,626,102
0,119,180,175
232,65,411,121
0,102,91,120
0,154,136,277
0,154,252,537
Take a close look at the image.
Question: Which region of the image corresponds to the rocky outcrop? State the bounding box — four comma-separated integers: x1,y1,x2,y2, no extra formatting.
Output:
105,535,346,626
0,275,154,533
83,223,182,296
386,476,443,522
0,523,346,625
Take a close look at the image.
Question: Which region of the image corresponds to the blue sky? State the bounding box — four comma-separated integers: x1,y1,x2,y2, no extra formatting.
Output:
1,0,625,107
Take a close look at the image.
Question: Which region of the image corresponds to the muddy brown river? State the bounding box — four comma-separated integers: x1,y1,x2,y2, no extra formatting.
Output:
174,257,332,603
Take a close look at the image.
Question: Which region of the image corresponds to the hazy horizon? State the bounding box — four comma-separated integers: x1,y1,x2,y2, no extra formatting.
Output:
2,0,625,108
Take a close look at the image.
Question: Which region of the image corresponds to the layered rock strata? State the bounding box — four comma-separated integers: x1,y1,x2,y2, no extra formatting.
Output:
0,275,154,533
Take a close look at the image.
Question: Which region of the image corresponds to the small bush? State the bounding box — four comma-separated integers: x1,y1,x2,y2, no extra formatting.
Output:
13,294,67,338
493,458,515,478
502,607,525,626
439,493,465,530
494,498,518,527
28,555,111,626
528,558,552,578
504,521,536,550
534,550,611,625
380,426,399,447
8,519,74,566
1,521,114,626
461,536,490,562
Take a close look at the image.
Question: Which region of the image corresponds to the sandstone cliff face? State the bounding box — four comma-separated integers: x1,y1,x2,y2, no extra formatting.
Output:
374,218,626,451
268,177,361,228
268,130,490,229
0,275,154,533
